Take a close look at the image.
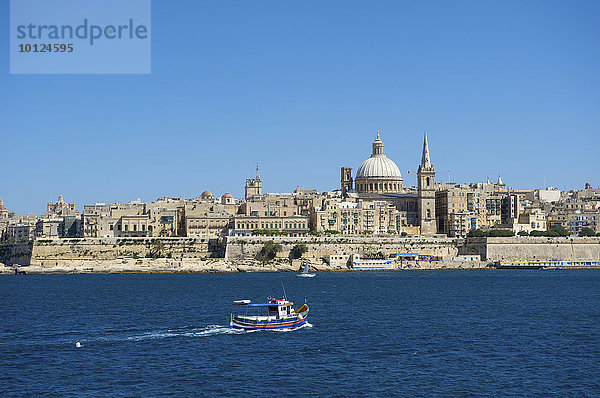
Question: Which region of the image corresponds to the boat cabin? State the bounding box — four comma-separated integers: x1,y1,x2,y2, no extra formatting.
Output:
267,299,293,318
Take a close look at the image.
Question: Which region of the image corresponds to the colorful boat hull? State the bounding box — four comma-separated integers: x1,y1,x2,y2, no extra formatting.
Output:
230,304,309,330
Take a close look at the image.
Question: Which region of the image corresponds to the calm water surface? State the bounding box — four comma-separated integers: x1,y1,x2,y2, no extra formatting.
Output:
1,270,599,397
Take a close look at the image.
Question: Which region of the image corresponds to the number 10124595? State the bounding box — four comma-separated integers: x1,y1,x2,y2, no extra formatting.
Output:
18,43,73,53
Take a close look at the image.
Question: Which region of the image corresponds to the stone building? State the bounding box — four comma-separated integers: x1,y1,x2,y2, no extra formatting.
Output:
310,198,412,235
339,131,437,235
47,195,78,217
244,165,262,200
232,214,310,236
547,187,600,234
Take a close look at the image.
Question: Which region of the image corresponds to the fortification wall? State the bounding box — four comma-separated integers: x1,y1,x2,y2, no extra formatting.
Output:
465,237,600,261
30,237,212,266
224,236,459,262
0,241,33,266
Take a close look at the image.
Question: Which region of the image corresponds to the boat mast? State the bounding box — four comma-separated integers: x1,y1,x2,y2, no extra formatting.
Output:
281,282,287,301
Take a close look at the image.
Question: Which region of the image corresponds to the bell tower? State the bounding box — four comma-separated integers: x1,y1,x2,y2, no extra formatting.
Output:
417,132,437,235
341,167,353,197
245,164,262,200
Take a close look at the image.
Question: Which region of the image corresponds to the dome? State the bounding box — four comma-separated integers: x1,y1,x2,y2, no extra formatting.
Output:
223,193,234,198
355,131,402,179
200,190,214,199
354,131,403,194
356,156,402,179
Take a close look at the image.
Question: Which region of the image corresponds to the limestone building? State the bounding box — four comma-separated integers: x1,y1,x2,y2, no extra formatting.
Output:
339,131,437,235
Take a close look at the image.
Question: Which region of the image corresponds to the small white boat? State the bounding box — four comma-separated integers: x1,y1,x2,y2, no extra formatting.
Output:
297,260,315,278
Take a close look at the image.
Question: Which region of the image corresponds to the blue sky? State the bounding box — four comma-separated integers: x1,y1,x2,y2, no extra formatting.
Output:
2,0,599,215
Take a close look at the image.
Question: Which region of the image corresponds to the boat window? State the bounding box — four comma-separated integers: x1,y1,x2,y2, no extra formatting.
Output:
268,306,278,316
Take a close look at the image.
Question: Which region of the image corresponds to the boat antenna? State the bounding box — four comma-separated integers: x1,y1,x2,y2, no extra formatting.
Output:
281,282,287,301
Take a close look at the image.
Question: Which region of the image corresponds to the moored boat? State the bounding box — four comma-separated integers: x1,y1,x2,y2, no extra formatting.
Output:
230,297,309,330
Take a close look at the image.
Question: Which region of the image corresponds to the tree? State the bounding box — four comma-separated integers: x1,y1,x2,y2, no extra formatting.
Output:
467,229,485,237
517,231,529,236
550,225,571,237
148,240,165,258
256,240,282,264
289,243,308,260
468,229,514,237
579,227,596,237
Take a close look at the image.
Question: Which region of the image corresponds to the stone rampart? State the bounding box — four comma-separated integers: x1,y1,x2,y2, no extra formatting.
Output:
30,237,213,267
464,237,600,261
0,241,33,266
224,235,459,261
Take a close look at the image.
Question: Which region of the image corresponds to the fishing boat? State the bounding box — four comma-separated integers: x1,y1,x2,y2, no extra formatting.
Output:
230,297,309,330
297,260,316,277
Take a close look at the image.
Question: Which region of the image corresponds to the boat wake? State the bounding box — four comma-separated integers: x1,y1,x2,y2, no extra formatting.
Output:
11,322,315,349
125,325,237,341
121,321,313,341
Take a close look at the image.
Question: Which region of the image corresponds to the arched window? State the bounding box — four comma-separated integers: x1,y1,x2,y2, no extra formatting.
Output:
426,177,430,186
427,209,431,218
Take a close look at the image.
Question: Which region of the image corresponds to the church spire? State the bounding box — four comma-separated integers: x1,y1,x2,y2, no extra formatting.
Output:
421,131,432,169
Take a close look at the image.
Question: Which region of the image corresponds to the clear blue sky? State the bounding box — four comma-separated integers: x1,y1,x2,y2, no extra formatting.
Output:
2,0,599,215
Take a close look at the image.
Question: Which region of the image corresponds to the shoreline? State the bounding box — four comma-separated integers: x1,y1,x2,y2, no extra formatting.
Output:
0,257,490,275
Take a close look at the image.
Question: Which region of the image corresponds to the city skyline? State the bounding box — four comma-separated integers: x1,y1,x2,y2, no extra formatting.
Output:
2,0,599,215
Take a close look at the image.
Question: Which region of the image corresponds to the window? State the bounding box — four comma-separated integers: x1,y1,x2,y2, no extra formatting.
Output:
109,224,113,230
133,225,137,231
124,225,128,231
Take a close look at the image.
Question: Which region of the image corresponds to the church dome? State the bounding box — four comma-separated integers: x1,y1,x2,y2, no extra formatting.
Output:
200,190,214,199
356,156,402,179
354,131,403,194
355,131,402,179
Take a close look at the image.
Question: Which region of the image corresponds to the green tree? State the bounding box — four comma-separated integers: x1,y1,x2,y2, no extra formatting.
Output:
517,231,529,236
579,227,596,237
550,225,571,237
467,229,485,237
149,240,165,258
256,240,282,264
289,243,308,260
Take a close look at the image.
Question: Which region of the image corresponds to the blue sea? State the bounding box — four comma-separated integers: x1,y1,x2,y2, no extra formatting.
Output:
1,270,599,397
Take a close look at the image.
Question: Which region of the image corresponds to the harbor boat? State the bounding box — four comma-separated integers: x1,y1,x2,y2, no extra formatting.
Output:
230,297,309,330
297,260,316,277
498,260,600,269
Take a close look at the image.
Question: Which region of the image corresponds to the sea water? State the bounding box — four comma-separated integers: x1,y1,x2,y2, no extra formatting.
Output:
1,270,599,396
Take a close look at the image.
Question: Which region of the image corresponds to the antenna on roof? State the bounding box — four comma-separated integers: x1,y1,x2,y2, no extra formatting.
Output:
256,163,261,181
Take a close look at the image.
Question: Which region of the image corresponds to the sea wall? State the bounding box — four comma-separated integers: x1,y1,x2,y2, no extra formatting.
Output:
224,235,460,262
464,237,600,261
30,237,214,267
0,241,33,266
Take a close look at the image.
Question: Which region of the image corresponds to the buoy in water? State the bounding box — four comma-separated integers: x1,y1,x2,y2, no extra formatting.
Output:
75,341,82,348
